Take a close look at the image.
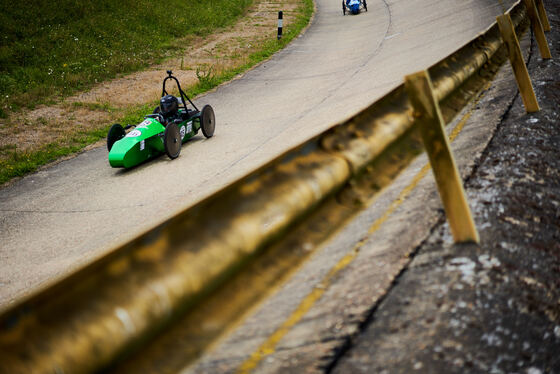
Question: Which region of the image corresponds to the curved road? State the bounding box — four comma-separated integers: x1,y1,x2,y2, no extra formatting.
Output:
0,0,513,307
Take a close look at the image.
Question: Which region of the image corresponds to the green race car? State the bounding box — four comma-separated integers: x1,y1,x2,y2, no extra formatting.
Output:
107,70,215,168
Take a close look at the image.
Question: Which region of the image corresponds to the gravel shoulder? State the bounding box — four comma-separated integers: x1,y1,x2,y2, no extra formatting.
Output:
333,3,560,373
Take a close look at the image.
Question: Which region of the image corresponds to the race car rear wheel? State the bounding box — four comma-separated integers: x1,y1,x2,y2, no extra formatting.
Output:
107,123,125,151
164,123,182,159
200,104,215,138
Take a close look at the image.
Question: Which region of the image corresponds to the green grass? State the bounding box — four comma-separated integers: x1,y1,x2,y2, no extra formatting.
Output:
0,0,253,116
0,0,314,185
0,128,109,183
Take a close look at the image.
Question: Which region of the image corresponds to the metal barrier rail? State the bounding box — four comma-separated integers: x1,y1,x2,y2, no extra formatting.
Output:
0,2,533,373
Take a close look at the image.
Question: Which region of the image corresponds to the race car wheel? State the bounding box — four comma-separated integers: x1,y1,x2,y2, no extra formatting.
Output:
164,123,182,159
107,123,125,151
200,104,215,138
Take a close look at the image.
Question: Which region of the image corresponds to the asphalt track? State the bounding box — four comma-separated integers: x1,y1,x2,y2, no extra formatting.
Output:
0,0,515,308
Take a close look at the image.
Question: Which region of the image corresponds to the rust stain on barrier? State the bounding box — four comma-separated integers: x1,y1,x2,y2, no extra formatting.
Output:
0,2,529,373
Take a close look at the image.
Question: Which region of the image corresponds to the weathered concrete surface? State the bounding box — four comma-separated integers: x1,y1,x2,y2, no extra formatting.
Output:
332,4,560,373
182,4,559,373
0,0,515,308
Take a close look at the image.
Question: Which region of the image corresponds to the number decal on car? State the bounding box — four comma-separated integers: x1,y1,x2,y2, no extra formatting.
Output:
126,129,142,137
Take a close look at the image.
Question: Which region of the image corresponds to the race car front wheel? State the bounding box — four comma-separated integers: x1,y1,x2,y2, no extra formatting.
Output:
107,123,125,151
200,105,215,138
164,123,182,159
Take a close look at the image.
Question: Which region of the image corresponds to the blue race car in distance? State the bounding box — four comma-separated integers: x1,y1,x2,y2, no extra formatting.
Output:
343,0,367,15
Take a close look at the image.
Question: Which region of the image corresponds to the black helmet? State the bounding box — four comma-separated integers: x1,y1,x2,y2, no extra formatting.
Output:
160,95,179,117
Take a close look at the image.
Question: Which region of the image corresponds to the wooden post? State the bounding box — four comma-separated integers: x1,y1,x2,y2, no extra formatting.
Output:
404,71,479,244
497,14,540,113
522,0,552,59
535,0,551,32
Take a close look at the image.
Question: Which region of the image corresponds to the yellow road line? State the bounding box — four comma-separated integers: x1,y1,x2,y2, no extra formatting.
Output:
236,250,360,373
236,91,487,373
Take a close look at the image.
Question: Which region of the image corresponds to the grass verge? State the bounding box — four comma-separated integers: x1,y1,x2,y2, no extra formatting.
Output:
0,0,314,186
0,0,253,117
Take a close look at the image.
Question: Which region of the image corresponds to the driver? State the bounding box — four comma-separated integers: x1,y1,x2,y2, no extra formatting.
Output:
159,94,179,124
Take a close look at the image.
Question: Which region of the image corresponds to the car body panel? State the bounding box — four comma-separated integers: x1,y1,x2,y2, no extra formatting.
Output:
108,111,201,168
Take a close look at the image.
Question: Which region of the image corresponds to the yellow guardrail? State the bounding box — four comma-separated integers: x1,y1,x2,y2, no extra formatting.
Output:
0,1,545,373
